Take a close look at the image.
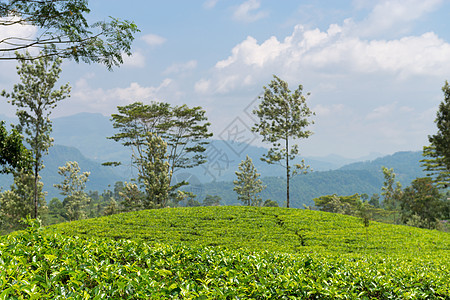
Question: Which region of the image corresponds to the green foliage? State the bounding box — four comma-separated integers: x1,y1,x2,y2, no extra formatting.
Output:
0,121,31,174
252,75,314,207
0,207,447,298
233,155,266,206
108,101,212,193
429,82,450,170
139,133,171,208
263,199,279,207
400,177,445,229
2,51,70,218
54,161,90,221
51,206,449,256
202,194,221,206
0,171,46,233
422,145,450,188
422,81,450,188
381,167,403,209
0,0,139,69
0,223,448,298
313,193,362,215
120,182,144,212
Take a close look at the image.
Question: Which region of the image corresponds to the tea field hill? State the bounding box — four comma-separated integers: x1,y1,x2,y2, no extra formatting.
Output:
1,206,449,298
50,206,448,256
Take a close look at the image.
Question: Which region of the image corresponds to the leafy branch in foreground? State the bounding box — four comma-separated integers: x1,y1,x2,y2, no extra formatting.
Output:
0,0,139,69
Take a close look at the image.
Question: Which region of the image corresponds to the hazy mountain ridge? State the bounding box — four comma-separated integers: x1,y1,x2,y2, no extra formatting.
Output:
0,113,425,206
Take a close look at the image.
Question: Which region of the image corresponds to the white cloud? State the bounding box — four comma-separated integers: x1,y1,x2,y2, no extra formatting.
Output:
122,51,146,68
69,76,173,115
164,60,197,74
365,103,397,121
0,16,38,57
203,0,219,9
200,19,450,94
141,34,166,47
356,0,443,37
194,79,211,94
233,0,268,23
313,104,345,117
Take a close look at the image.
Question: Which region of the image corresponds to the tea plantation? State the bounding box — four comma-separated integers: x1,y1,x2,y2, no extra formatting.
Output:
0,206,449,299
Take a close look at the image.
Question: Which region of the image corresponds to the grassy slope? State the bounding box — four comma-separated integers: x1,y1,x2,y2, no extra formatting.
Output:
1,206,449,298
50,206,449,255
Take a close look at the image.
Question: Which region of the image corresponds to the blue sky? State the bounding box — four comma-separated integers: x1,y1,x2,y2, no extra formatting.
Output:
2,0,450,158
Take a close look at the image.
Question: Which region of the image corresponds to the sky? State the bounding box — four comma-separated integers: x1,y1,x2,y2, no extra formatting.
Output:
1,0,450,159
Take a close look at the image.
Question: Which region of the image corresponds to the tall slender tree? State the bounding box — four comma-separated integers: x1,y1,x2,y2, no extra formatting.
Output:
1,51,70,218
233,156,266,206
422,81,450,188
252,75,314,208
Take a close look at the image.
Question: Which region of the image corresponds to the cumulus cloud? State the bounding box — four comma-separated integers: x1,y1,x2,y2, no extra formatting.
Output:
122,51,146,68
197,16,450,94
356,0,443,37
69,76,173,115
233,0,268,23
141,34,166,47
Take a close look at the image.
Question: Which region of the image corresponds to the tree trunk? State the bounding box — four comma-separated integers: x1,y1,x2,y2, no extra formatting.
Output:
34,166,38,219
286,136,290,208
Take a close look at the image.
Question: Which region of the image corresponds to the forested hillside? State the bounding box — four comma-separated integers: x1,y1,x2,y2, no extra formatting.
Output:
0,145,125,199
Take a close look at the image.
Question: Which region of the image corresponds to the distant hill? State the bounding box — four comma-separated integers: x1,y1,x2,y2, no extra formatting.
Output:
197,151,426,208
0,113,426,206
0,145,126,200
339,151,425,186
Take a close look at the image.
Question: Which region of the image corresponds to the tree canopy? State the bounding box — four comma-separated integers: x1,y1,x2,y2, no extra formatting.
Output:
108,101,212,190
0,121,30,174
252,75,314,208
0,0,139,69
422,81,450,188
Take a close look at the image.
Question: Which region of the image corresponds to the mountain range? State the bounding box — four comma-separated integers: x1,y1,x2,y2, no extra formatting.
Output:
0,113,426,206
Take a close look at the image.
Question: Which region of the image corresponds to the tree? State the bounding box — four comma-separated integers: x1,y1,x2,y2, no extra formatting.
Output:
108,101,212,193
0,121,31,174
368,193,381,208
0,170,46,232
421,145,450,188
233,156,266,206
400,177,444,229
263,199,279,207
428,82,450,171
103,199,118,216
138,133,171,208
202,194,221,206
2,51,70,219
54,161,90,221
120,182,144,212
0,0,139,69
381,167,403,210
252,75,314,208
313,194,362,215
